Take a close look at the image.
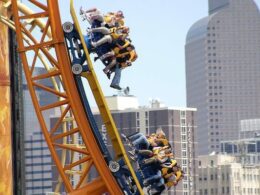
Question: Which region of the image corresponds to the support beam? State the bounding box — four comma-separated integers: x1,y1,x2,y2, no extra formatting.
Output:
10,27,25,195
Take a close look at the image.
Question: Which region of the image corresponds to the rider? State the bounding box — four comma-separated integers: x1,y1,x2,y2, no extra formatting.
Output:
106,44,137,72
164,166,184,189
81,7,135,88
89,26,129,48
126,132,158,150
80,7,124,27
80,7,103,25
94,38,131,64
154,128,169,147
142,146,174,165
127,128,168,151
104,10,125,27
108,45,137,90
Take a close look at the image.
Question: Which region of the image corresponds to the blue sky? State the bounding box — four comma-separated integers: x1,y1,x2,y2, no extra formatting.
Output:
61,0,260,107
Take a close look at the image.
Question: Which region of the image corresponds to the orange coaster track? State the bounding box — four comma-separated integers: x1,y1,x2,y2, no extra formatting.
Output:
10,0,124,194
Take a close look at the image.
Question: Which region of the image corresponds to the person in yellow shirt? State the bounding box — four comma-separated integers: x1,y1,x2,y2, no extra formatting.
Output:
154,128,169,147
142,146,173,165
104,10,125,27
108,45,137,90
164,165,184,189
127,129,170,156
109,45,137,70
94,38,131,65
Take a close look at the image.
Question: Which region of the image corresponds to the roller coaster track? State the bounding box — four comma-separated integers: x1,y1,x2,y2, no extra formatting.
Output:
0,1,77,192
1,0,144,194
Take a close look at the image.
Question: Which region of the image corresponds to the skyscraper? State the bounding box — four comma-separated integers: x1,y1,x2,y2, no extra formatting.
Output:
185,0,260,155
23,67,56,194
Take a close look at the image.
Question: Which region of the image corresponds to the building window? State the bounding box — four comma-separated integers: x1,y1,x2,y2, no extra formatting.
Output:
181,119,186,125
136,112,139,119
210,174,214,180
181,111,186,117
145,128,148,135
182,143,187,148
199,161,201,166
211,160,214,166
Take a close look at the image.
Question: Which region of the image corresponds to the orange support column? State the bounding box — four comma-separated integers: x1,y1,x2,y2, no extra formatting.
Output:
0,2,13,195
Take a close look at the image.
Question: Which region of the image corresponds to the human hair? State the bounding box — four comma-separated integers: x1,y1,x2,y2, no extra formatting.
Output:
116,10,124,18
156,127,165,137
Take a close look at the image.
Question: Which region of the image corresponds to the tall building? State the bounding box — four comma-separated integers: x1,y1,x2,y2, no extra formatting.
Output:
93,95,198,195
23,67,56,194
185,0,260,155
197,154,260,195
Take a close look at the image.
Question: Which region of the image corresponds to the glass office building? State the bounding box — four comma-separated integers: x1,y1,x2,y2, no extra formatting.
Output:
186,0,260,155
